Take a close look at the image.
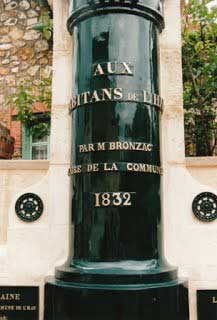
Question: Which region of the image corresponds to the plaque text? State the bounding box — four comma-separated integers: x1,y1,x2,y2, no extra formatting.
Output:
70,88,163,111
93,62,134,76
78,141,153,153
68,162,162,175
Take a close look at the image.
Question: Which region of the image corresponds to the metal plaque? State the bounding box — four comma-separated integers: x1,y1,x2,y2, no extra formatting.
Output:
15,193,43,222
197,290,217,320
0,286,39,320
192,192,217,222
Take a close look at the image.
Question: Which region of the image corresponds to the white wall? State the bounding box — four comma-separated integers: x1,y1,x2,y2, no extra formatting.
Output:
160,1,217,319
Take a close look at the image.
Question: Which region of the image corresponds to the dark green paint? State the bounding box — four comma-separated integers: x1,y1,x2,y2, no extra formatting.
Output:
44,1,189,319
60,4,169,280
45,278,189,320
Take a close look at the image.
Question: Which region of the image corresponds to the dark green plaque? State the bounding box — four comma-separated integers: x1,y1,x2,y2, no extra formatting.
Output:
197,290,217,320
0,286,39,320
44,0,189,319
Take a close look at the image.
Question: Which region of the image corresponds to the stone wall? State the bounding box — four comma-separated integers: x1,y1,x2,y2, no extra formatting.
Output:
0,0,52,157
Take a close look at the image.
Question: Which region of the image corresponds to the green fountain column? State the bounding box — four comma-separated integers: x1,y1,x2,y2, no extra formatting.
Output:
44,1,189,319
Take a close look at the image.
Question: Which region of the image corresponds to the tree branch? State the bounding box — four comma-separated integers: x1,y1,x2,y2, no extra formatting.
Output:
187,60,202,102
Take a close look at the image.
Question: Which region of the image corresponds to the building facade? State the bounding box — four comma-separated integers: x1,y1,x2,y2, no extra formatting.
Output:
0,0,52,159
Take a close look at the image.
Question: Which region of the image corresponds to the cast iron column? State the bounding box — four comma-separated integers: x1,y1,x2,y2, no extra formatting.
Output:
44,1,189,319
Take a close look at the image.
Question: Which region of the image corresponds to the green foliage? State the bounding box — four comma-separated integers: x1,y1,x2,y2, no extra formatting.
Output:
30,0,53,41
38,12,53,41
30,12,53,41
182,0,217,156
6,78,52,139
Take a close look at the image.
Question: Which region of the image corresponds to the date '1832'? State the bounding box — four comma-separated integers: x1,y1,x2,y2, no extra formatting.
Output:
93,192,136,208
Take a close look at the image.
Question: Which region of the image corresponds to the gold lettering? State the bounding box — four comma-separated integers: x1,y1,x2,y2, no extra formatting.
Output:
136,143,142,151
87,164,92,172
143,90,152,104
15,294,20,300
90,90,100,103
109,142,116,150
153,93,160,106
77,94,81,107
147,144,153,151
102,88,112,101
122,62,133,75
127,163,161,175
122,142,129,150
97,142,105,151
104,163,118,171
92,164,99,172
212,296,217,303
81,91,90,104
87,164,99,172
129,142,136,150
145,164,153,173
88,144,95,152
116,142,122,150
133,163,140,171
127,163,133,171
6,306,14,310
94,62,134,76
68,166,81,175
71,89,162,111
79,141,153,153
79,145,84,153
0,294,21,301
107,62,116,74
94,64,104,76
71,95,77,110
113,88,123,99
128,93,137,101
112,163,118,171
143,90,147,103
79,144,96,152
16,305,22,310
31,306,37,310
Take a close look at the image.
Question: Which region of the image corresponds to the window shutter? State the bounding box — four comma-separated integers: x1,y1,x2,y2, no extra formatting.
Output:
22,125,31,159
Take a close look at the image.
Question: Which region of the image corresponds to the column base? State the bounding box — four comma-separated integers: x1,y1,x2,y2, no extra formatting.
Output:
44,277,189,320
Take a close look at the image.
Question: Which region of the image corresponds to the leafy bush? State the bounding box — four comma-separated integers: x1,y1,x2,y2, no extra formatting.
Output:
182,0,217,156
6,77,52,139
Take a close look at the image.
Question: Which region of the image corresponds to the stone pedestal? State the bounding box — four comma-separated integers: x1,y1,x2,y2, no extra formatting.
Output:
45,278,188,320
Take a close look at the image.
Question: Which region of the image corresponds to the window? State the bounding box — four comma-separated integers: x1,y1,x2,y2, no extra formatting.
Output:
22,119,50,160
31,134,50,160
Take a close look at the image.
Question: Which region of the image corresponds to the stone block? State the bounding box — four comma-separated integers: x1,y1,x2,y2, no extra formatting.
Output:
19,0,31,11
23,29,40,40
